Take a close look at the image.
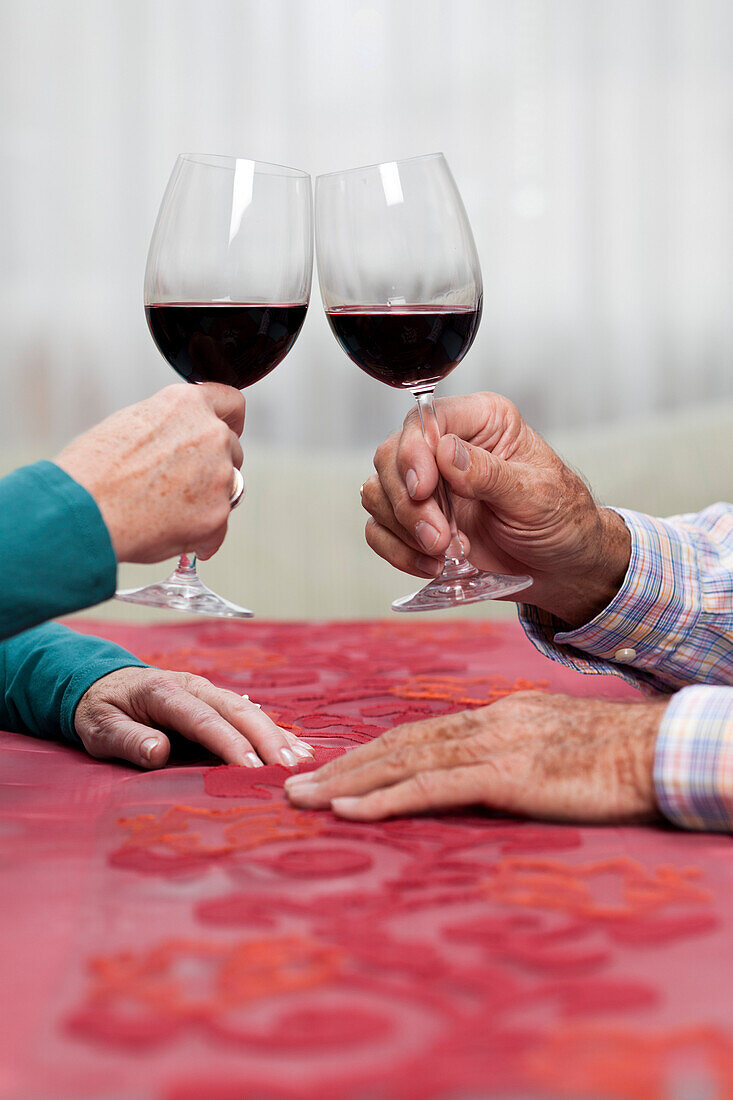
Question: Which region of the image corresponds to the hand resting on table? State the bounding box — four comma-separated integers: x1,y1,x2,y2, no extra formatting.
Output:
75,666,313,770
285,692,670,824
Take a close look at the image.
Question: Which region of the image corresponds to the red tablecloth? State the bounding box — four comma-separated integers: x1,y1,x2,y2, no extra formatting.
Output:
1,619,732,1100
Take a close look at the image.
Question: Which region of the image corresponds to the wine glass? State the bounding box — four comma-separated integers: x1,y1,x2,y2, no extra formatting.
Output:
116,154,313,617
315,153,532,612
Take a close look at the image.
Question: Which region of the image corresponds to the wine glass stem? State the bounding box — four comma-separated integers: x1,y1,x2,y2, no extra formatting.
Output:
413,390,477,579
174,552,198,578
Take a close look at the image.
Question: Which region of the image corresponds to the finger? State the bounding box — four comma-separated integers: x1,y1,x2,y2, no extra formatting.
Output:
373,418,444,528
230,432,244,471
285,710,484,793
82,717,171,770
286,735,489,809
436,434,522,508
361,475,419,548
330,763,508,821
392,405,442,503
198,383,246,435
283,728,315,757
362,473,450,557
391,393,512,501
191,681,312,768
431,393,524,452
141,683,264,766
365,518,443,578
195,520,228,561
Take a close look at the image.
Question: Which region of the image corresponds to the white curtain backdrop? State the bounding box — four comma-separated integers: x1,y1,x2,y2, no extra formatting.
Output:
0,0,731,452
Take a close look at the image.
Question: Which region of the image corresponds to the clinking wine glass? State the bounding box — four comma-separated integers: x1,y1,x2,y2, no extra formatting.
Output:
116,154,313,618
315,153,532,612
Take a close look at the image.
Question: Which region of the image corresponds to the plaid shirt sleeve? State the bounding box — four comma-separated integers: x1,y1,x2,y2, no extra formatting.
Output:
518,502,733,831
654,686,733,830
518,503,733,694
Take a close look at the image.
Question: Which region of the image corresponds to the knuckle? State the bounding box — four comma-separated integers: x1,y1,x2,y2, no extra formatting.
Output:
373,441,390,472
378,726,400,749
215,463,234,496
388,745,416,771
142,670,175,699
119,728,144,761
391,491,415,529
379,725,417,753
81,709,121,758
403,406,420,431
173,384,198,409
209,420,231,451
480,390,518,420
177,672,203,694
511,689,546,705
161,383,185,402
471,453,497,493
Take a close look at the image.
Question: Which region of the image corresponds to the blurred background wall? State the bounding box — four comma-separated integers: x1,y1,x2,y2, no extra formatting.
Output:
0,0,731,619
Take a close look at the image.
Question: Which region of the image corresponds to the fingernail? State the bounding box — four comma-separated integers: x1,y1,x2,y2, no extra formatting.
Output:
244,752,263,768
290,742,313,759
280,747,299,768
452,437,470,471
416,521,440,552
140,737,160,761
415,553,442,577
405,468,419,498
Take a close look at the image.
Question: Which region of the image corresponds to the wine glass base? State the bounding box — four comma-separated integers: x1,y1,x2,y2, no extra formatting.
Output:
115,570,254,619
392,569,533,613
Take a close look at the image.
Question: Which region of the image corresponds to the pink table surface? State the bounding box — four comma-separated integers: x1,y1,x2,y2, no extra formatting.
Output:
1,618,731,1100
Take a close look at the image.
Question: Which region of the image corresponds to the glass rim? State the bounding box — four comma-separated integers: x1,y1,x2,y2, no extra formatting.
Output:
316,151,446,182
178,153,310,179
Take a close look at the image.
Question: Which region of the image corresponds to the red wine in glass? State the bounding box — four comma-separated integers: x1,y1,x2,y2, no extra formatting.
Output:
316,152,532,612
325,304,482,390
115,153,312,619
146,303,308,389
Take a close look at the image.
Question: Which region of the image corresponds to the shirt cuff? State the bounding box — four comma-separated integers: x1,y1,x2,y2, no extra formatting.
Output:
518,508,703,694
654,686,733,831
0,621,149,745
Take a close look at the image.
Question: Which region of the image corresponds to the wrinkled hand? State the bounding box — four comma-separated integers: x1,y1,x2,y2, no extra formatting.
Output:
285,692,669,824
362,392,631,627
55,383,245,563
75,667,313,770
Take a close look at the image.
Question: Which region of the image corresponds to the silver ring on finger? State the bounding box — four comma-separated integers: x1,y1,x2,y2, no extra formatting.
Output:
229,467,245,509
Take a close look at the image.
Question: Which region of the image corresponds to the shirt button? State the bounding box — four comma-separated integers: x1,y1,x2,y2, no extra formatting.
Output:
614,647,637,662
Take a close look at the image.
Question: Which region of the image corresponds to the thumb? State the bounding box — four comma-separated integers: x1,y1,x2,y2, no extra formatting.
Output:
82,717,171,769
436,434,518,506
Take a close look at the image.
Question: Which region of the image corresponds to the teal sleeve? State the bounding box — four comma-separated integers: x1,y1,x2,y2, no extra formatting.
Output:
0,460,118,640
0,622,149,745
0,460,149,745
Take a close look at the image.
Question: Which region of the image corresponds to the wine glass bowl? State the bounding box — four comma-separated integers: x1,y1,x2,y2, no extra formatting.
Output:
325,303,482,391
315,153,532,612
116,154,312,618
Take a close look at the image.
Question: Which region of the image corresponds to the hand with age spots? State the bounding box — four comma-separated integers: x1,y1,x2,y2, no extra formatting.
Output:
285,692,670,824
75,667,313,770
361,391,632,629
55,383,246,563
